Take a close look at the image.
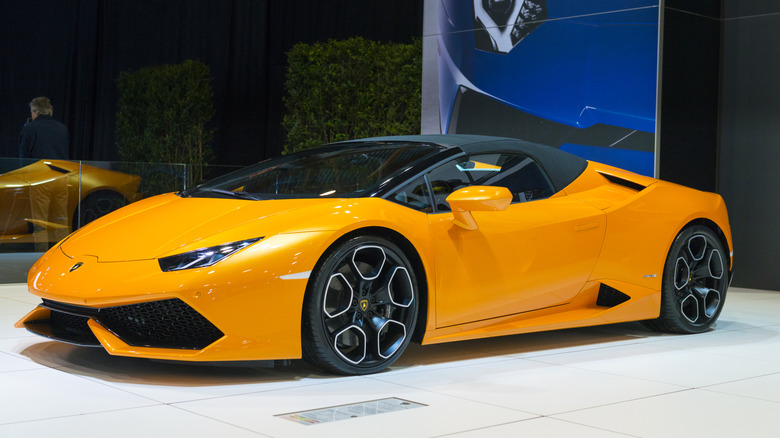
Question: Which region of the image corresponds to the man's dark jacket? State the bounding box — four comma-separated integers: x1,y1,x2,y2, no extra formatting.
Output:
18,115,69,159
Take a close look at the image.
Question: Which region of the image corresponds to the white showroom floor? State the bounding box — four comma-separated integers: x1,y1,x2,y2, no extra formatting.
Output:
1,283,780,437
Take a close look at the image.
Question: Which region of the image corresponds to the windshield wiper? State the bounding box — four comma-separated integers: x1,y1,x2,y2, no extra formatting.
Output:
189,188,265,200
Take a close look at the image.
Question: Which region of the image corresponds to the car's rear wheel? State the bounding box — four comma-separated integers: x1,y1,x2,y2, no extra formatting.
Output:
644,225,729,333
303,235,419,375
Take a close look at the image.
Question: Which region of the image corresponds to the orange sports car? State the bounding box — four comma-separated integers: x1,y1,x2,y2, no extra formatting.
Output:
16,135,732,374
0,160,141,245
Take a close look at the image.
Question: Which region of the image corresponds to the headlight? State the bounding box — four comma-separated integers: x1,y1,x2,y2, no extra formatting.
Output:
158,237,263,272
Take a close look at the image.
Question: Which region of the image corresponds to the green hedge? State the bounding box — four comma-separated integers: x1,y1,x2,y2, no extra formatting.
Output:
282,37,422,153
116,60,214,187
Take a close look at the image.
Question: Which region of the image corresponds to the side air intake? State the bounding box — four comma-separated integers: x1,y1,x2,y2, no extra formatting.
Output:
598,172,646,191
596,284,631,308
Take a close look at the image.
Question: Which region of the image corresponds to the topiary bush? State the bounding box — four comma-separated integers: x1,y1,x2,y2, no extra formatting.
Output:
282,37,422,154
116,59,214,190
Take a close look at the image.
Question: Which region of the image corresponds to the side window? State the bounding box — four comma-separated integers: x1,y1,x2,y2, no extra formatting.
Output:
390,176,433,212
427,153,555,212
474,154,555,203
426,159,473,212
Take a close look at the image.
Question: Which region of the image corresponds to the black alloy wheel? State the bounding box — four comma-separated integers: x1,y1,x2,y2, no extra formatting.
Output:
303,235,419,375
645,225,729,333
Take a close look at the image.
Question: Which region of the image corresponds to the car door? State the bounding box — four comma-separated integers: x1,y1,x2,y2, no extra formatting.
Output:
424,153,606,328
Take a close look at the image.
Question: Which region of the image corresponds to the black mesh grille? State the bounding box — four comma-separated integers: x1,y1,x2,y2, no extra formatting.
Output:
98,299,223,349
596,284,631,308
50,310,100,345
42,298,223,350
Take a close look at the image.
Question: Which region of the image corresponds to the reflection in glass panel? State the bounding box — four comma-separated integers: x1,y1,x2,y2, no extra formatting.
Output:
1,158,87,252
188,163,244,189
0,158,245,282
116,162,184,198
0,158,200,282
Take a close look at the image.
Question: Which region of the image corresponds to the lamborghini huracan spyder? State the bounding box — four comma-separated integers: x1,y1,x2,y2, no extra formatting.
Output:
17,135,732,374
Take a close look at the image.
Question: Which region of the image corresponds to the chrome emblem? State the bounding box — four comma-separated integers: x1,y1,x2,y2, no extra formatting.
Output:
69,262,83,272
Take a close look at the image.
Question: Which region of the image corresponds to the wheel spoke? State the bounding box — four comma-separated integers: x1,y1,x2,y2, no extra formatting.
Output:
369,285,392,305
377,319,407,359
365,311,389,331
689,246,721,279
358,313,408,360
691,264,711,281
693,285,721,319
679,282,722,324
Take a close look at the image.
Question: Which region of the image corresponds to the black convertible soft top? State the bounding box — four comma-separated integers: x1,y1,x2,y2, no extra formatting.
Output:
354,134,588,192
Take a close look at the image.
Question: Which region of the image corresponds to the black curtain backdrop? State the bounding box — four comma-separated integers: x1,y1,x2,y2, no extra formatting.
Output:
0,0,422,165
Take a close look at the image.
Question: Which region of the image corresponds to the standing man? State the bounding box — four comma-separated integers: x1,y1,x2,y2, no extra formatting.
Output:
19,96,69,160
18,97,70,251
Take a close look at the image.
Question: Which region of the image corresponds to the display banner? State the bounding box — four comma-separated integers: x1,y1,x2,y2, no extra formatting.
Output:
422,0,660,176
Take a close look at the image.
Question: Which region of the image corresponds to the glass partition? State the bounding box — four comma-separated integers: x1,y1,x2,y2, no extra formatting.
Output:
0,158,240,284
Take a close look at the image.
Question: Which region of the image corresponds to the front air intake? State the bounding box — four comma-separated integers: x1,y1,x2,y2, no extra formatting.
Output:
42,298,223,350
49,309,101,345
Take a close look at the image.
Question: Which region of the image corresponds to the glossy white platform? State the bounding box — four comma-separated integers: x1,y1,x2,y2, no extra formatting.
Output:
1,284,779,437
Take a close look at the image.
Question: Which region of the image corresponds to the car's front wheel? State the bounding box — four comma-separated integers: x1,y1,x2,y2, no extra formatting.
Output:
645,225,729,333
303,235,419,375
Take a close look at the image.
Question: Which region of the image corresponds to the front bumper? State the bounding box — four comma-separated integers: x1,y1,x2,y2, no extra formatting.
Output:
16,231,332,362
19,298,223,350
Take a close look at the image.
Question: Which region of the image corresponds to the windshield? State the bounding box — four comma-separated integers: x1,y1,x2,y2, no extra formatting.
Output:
182,142,443,200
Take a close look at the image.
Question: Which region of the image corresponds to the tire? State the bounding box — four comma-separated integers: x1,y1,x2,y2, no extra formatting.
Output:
644,225,729,333
302,235,419,375
75,191,128,230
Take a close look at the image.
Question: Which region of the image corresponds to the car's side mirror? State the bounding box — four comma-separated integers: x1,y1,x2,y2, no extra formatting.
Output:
446,186,512,230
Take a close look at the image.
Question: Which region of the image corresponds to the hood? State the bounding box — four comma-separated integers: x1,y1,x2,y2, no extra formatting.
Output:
60,193,342,262
1,160,75,185
0,173,26,189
